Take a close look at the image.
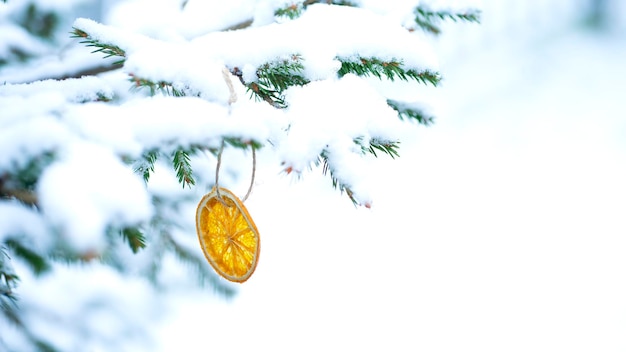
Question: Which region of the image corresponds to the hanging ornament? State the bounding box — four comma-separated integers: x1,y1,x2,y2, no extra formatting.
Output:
195,126,260,282
196,70,260,283
196,187,260,283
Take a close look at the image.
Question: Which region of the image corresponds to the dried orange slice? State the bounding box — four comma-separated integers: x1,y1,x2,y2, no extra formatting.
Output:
195,187,260,283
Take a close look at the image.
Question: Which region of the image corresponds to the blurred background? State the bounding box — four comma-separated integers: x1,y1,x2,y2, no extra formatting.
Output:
158,1,626,351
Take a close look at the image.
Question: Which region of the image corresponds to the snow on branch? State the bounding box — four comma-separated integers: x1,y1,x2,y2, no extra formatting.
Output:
0,0,482,349
413,5,482,35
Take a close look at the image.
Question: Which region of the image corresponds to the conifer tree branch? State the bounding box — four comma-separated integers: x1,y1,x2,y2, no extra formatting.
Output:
353,136,400,159
413,7,481,35
224,137,263,150
5,239,50,276
0,187,38,206
232,55,309,108
172,149,195,188
133,150,159,183
0,248,19,309
387,99,435,125
275,0,358,19
120,227,147,254
129,75,186,97
368,139,400,159
275,3,304,19
337,57,441,86
223,18,254,31
317,153,359,206
71,28,126,65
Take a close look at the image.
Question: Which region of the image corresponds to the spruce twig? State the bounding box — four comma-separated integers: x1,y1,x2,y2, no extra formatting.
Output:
0,248,19,310
129,75,186,97
71,28,126,65
134,150,159,183
275,3,304,19
387,99,435,125
368,139,400,159
120,227,146,253
5,239,50,276
317,153,359,206
338,57,441,86
233,55,309,108
414,7,481,35
274,0,358,18
353,136,400,159
172,149,195,188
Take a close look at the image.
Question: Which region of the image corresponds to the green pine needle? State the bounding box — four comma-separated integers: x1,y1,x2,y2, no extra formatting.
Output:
71,28,126,65
134,150,159,183
5,239,50,276
224,137,263,150
120,227,146,253
275,3,304,19
368,139,400,159
414,7,481,35
129,75,186,97
237,55,309,108
0,248,19,307
172,149,195,188
387,99,435,125
353,136,400,159
338,57,441,86
317,153,359,206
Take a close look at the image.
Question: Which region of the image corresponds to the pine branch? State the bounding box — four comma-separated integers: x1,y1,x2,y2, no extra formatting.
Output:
352,136,400,159
0,247,19,310
71,28,126,65
171,149,195,188
0,186,38,206
120,227,147,254
129,75,186,97
0,293,60,352
369,139,400,159
4,239,50,276
338,57,441,86
305,0,357,6
232,55,309,108
0,152,55,206
22,4,59,39
224,137,263,151
414,7,481,35
317,153,359,206
134,150,159,183
387,99,435,125
275,3,304,19
275,0,357,18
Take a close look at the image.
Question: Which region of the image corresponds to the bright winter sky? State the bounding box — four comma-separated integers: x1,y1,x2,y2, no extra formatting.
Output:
157,7,626,352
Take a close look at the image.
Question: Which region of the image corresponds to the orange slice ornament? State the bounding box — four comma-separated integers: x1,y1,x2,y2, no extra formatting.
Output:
195,187,260,283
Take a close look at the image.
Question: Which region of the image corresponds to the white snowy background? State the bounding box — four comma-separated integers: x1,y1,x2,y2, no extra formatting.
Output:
157,3,626,352
1,0,625,351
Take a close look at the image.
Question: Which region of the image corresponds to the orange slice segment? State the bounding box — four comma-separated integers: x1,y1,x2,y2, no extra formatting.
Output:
195,187,260,283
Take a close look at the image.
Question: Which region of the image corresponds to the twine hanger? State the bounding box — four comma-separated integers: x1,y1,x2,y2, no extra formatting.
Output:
214,67,256,205
214,139,256,205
